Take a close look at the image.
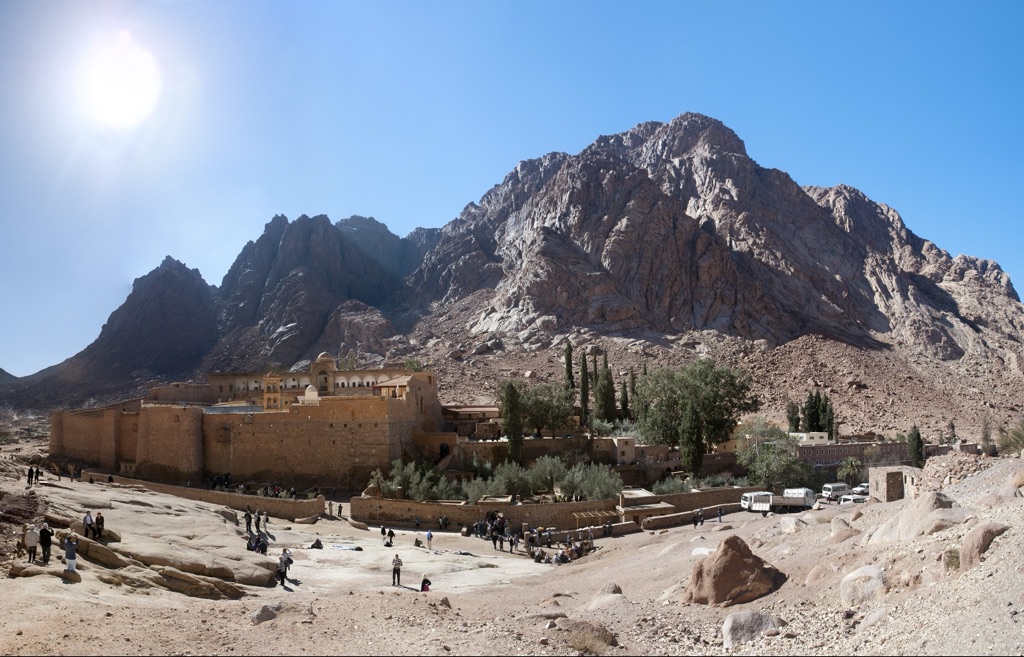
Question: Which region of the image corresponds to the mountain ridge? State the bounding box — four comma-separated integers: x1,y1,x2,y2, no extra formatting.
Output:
2,112,1022,440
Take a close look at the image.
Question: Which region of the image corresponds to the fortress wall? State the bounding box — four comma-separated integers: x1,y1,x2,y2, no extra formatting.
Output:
51,408,113,465
116,413,139,464
135,406,204,482
350,496,616,531
411,430,460,461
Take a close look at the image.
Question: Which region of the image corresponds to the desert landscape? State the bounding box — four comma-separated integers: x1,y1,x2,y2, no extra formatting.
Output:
3,423,1024,657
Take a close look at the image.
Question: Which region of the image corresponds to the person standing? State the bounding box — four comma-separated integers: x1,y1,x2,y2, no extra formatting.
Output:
244,507,253,534
94,512,105,540
25,524,39,562
698,508,705,526
254,510,261,534
64,533,79,572
392,553,403,586
426,529,433,551
276,549,290,587
387,528,395,547
39,522,54,565
26,468,33,485
83,511,95,539
718,507,723,523
262,511,269,533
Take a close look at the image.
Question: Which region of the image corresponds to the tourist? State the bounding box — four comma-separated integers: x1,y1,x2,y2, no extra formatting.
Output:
244,507,253,534
310,534,323,549
257,536,268,555
246,535,258,551
420,575,431,592
426,529,433,551
392,553,403,586
254,510,261,534
64,533,79,572
95,512,105,539
698,508,705,526
491,527,498,551
276,549,291,586
26,467,33,485
83,511,95,539
386,528,395,547
25,524,39,562
107,474,114,483
262,511,269,532
39,523,53,565
718,507,723,523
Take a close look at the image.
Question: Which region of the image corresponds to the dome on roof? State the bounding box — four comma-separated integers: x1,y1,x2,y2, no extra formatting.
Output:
316,352,332,360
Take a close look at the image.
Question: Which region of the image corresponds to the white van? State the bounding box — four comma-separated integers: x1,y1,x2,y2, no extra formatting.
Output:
822,483,850,501
740,491,772,511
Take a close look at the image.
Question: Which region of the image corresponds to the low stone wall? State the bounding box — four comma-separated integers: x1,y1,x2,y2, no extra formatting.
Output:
641,502,744,530
639,486,761,513
82,470,325,520
350,495,616,532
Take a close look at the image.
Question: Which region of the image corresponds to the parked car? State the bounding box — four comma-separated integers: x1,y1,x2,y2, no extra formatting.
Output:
821,482,850,501
852,483,870,495
839,494,867,504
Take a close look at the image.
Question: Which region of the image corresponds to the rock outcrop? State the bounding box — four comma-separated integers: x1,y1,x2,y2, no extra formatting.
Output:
684,534,784,606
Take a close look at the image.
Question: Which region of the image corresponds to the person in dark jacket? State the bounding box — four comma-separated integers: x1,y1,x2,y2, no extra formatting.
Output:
64,533,79,572
95,512,105,539
39,522,54,565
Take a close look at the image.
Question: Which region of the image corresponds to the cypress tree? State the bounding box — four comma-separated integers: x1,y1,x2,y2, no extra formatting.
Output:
908,424,924,468
620,380,629,421
579,353,590,427
786,400,801,433
563,343,575,392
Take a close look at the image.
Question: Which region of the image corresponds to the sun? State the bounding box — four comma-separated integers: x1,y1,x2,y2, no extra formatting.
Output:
78,31,161,129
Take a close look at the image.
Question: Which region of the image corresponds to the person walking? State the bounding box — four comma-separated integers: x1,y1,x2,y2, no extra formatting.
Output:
94,512,105,540
262,511,269,533
64,533,79,572
39,522,54,565
276,549,291,587
426,529,433,551
25,524,39,562
392,553,403,586
718,507,723,523
83,511,95,539
254,510,261,534
698,508,705,526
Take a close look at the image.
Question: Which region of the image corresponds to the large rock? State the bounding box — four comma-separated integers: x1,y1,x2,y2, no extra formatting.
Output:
722,611,786,649
684,535,784,606
866,492,967,545
959,522,1010,572
780,516,808,534
553,619,617,647
840,565,888,606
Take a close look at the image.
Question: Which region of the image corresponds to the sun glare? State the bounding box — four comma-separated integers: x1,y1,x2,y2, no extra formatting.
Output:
78,32,161,129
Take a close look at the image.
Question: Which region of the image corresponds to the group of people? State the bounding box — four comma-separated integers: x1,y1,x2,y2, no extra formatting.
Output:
22,522,55,565
524,526,594,564
389,552,432,592
381,526,396,547
82,510,105,539
243,506,270,535
25,465,45,485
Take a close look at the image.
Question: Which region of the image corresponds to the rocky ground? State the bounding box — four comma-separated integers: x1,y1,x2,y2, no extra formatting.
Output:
3,428,1024,656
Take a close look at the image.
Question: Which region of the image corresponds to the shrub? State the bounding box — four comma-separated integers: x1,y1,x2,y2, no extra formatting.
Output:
652,477,690,495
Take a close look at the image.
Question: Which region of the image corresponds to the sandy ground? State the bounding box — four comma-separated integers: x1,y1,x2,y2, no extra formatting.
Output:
3,435,1024,656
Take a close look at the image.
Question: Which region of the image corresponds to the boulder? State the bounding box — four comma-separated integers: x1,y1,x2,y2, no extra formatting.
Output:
722,611,786,649
959,522,1010,572
684,535,785,607
840,565,888,606
216,508,238,524
828,528,862,545
8,564,50,578
867,492,964,545
251,603,283,625
600,582,622,595
151,565,243,599
830,517,851,537
59,569,82,583
553,619,617,647
780,517,807,534
294,515,320,524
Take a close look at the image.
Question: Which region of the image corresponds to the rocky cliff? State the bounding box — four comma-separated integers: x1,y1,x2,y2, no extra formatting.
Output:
3,113,1022,435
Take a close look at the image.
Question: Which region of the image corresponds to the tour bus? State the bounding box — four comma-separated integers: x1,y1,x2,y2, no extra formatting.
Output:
821,482,850,501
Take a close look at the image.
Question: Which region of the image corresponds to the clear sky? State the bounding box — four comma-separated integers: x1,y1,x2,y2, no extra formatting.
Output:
1,1,1021,377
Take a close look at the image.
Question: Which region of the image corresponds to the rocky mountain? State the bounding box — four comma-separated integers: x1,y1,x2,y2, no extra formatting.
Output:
2,113,1023,437
0,368,17,385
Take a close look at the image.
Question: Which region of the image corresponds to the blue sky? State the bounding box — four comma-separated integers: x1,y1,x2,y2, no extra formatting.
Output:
1,1,1021,377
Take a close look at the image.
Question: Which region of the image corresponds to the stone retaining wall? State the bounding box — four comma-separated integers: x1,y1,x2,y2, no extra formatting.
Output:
350,495,616,531
82,470,325,520
640,503,744,530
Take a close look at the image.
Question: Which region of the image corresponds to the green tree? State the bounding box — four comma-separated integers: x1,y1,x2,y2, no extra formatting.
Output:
823,400,836,440
563,343,575,398
521,383,574,438
628,369,637,419
785,400,801,433
997,418,1024,454
837,456,863,485
498,380,524,463
594,357,617,423
802,391,820,432
908,424,924,467
945,419,958,445
619,380,629,421
635,359,760,474
557,462,623,501
735,418,807,492
528,455,567,494
579,353,590,428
